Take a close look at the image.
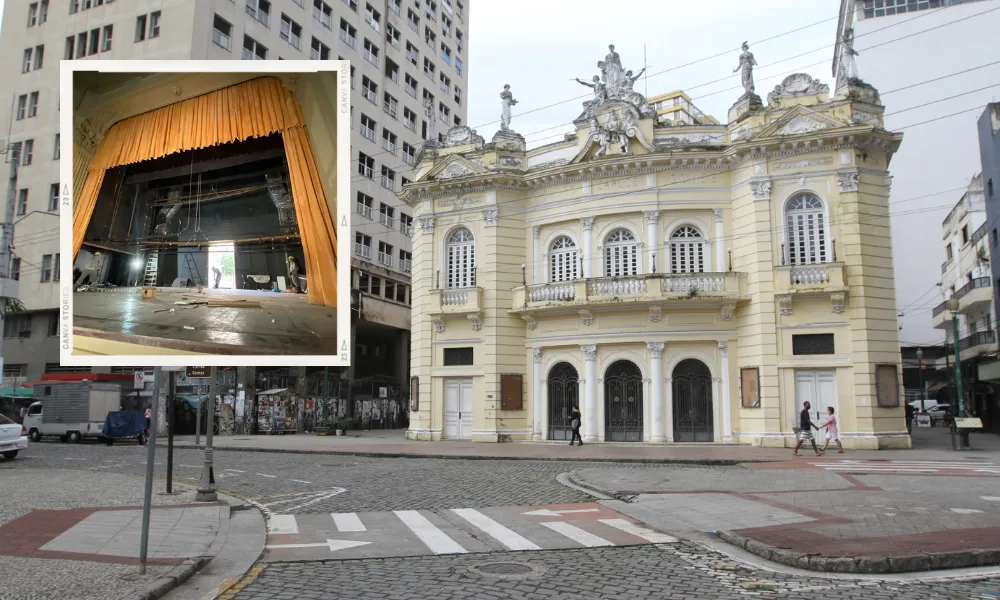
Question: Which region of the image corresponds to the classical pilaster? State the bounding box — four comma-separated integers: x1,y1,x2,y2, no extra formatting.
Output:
648,343,665,442
581,217,595,278
719,341,732,442
581,344,598,441
713,209,725,272
644,211,660,274
532,226,541,284
532,348,543,440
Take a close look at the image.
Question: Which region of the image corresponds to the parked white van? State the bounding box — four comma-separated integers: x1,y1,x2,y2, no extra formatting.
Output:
22,382,122,443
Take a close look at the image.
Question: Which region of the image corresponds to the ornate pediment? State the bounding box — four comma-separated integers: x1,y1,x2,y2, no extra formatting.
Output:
441,125,485,147
766,73,830,107
427,155,486,181
758,106,847,139
572,44,656,123
571,103,655,163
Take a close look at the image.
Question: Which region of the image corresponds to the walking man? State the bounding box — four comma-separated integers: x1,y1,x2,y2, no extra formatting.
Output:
569,406,583,446
75,251,101,287
212,266,222,289
287,256,301,292
793,401,824,456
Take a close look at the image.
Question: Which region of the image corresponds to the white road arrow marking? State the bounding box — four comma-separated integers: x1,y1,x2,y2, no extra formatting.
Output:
266,539,372,552
951,508,984,514
260,488,347,513
521,508,601,517
981,496,1000,501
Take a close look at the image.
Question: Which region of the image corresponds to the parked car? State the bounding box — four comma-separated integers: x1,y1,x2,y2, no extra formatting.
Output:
0,413,28,459
926,404,952,425
908,399,939,413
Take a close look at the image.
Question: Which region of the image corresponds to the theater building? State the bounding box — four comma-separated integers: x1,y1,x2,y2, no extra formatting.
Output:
403,46,909,449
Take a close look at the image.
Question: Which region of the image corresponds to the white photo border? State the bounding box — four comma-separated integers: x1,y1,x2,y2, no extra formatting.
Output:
59,60,352,368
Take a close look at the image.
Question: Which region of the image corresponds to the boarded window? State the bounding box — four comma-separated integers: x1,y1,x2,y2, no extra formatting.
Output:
740,367,760,408
500,374,523,411
443,347,473,366
792,333,835,355
876,364,899,407
409,376,419,411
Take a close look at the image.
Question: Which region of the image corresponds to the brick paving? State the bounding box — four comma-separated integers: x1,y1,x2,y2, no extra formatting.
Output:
231,544,1000,600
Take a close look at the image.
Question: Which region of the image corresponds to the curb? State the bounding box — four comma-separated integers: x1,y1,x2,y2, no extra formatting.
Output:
154,442,760,466
563,472,631,501
124,556,209,600
714,531,1000,574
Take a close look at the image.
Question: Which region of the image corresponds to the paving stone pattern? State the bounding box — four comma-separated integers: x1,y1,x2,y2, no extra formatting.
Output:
232,544,1000,600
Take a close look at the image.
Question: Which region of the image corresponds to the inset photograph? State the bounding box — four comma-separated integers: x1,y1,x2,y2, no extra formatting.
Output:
62,62,349,363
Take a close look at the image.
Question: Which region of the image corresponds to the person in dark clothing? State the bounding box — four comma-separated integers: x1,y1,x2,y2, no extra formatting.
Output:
905,403,916,434
569,406,583,446
793,401,823,456
212,266,222,289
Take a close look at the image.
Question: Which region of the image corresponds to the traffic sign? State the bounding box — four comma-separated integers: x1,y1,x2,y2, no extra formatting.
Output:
186,366,210,378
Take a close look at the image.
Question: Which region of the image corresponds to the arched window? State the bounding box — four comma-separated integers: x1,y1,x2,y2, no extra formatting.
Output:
549,236,579,282
785,194,828,265
604,228,640,277
670,226,706,273
446,228,476,288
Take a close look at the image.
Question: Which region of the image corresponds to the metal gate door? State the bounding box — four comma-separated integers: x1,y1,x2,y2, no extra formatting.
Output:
672,359,713,442
604,360,643,442
547,362,578,441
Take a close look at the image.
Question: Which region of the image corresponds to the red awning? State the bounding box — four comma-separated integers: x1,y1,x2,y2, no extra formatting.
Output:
22,373,134,387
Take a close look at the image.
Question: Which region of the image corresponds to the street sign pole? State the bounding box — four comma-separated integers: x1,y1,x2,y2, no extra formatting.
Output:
166,370,174,494
139,366,162,575
196,367,218,502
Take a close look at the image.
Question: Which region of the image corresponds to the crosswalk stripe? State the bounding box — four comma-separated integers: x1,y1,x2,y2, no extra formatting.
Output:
332,513,366,532
540,521,613,548
450,508,541,551
599,518,678,543
394,510,467,554
268,515,299,535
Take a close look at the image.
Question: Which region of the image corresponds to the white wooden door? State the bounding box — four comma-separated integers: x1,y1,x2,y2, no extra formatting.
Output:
794,370,838,426
444,378,473,440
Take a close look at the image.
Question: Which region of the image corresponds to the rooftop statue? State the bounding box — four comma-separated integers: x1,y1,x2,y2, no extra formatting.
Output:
733,41,757,97
573,44,654,121
500,84,518,132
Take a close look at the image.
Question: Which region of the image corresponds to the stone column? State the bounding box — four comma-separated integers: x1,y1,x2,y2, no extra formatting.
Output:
714,209,725,272
532,348,543,440
648,342,665,442
719,341,732,442
581,344,598,441
644,211,660,274
532,226,542,284
581,217,595,278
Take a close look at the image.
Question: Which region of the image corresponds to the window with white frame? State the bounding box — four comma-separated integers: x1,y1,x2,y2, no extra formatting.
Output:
446,227,475,288
383,92,398,118
212,15,232,50
311,36,330,59
669,226,706,273
242,35,267,60
356,191,373,218
360,113,376,141
339,18,356,48
379,203,394,227
603,228,639,276
247,0,271,27
280,14,302,49
785,193,828,265
313,0,332,28
363,38,379,66
378,241,393,266
355,232,372,258
549,236,579,282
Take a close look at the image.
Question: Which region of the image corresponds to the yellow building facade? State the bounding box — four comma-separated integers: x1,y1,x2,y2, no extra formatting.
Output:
402,48,908,449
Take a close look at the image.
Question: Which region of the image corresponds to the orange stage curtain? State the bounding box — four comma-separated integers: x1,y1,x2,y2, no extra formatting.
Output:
72,76,338,308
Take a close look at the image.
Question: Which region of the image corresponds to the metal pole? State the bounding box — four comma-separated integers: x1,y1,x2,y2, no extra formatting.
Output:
0,143,22,370
195,395,201,447
196,368,217,502
166,370,174,494
138,366,162,575
951,310,970,450
916,349,925,414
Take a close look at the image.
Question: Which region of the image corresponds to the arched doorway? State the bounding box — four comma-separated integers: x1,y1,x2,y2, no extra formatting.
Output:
672,359,713,442
547,362,579,441
604,360,643,441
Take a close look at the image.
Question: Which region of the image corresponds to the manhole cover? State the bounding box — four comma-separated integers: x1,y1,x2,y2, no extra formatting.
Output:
468,561,547,580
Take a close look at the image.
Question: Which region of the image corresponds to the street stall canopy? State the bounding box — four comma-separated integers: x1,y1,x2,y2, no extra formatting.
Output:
0,387,34,397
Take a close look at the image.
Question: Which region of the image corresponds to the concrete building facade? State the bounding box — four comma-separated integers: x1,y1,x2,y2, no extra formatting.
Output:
0,0,470,386
402,45,909,449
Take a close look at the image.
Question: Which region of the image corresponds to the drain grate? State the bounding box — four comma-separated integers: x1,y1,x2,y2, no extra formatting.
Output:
468,561,547,580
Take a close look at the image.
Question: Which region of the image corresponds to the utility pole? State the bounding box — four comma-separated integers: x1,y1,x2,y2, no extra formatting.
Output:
947,298,970,450
139,366,163,575
0,142,22,365
916,347,926,414
196,367,217,502
166,369,174,494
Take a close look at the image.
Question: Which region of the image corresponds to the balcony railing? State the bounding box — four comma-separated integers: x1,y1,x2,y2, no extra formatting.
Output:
356,202,373,219
339,30,357,49
363,49,379,66
355,243,372,259
379,213,394,228
948,330,997,354
378,251,393,266
380,175,395,190
383,101,398,118
360,125,375,141
401,259,412,273
775,262,845,292
932,300,948,318
513,272,744,312
442,289,471,305
789,265,830,285
972,222,988,246
953,276,991,301
942,260,951,274
363,88,377,103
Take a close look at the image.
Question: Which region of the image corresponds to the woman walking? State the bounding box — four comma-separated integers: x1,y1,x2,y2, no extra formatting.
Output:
569,406,583,446
820,407,844,454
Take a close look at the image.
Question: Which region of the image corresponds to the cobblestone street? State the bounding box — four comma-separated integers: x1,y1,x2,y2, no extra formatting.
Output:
233,545,1000,600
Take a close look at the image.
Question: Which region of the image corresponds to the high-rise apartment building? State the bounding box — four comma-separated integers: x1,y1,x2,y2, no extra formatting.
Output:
0,0,470,387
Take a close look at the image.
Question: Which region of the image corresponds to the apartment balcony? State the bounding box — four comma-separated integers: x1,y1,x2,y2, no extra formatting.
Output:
773,262,848,315
510,272,747,320
956,277,992,315
355,243,372,260
946,330,997,360
429,287,483,332
932,299,951,330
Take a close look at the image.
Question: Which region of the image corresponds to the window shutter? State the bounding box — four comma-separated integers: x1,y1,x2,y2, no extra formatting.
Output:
500,374,523,411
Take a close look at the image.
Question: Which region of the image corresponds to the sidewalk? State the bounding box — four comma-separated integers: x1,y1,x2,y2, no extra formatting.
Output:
159,426,1000,464
0,468,262,600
